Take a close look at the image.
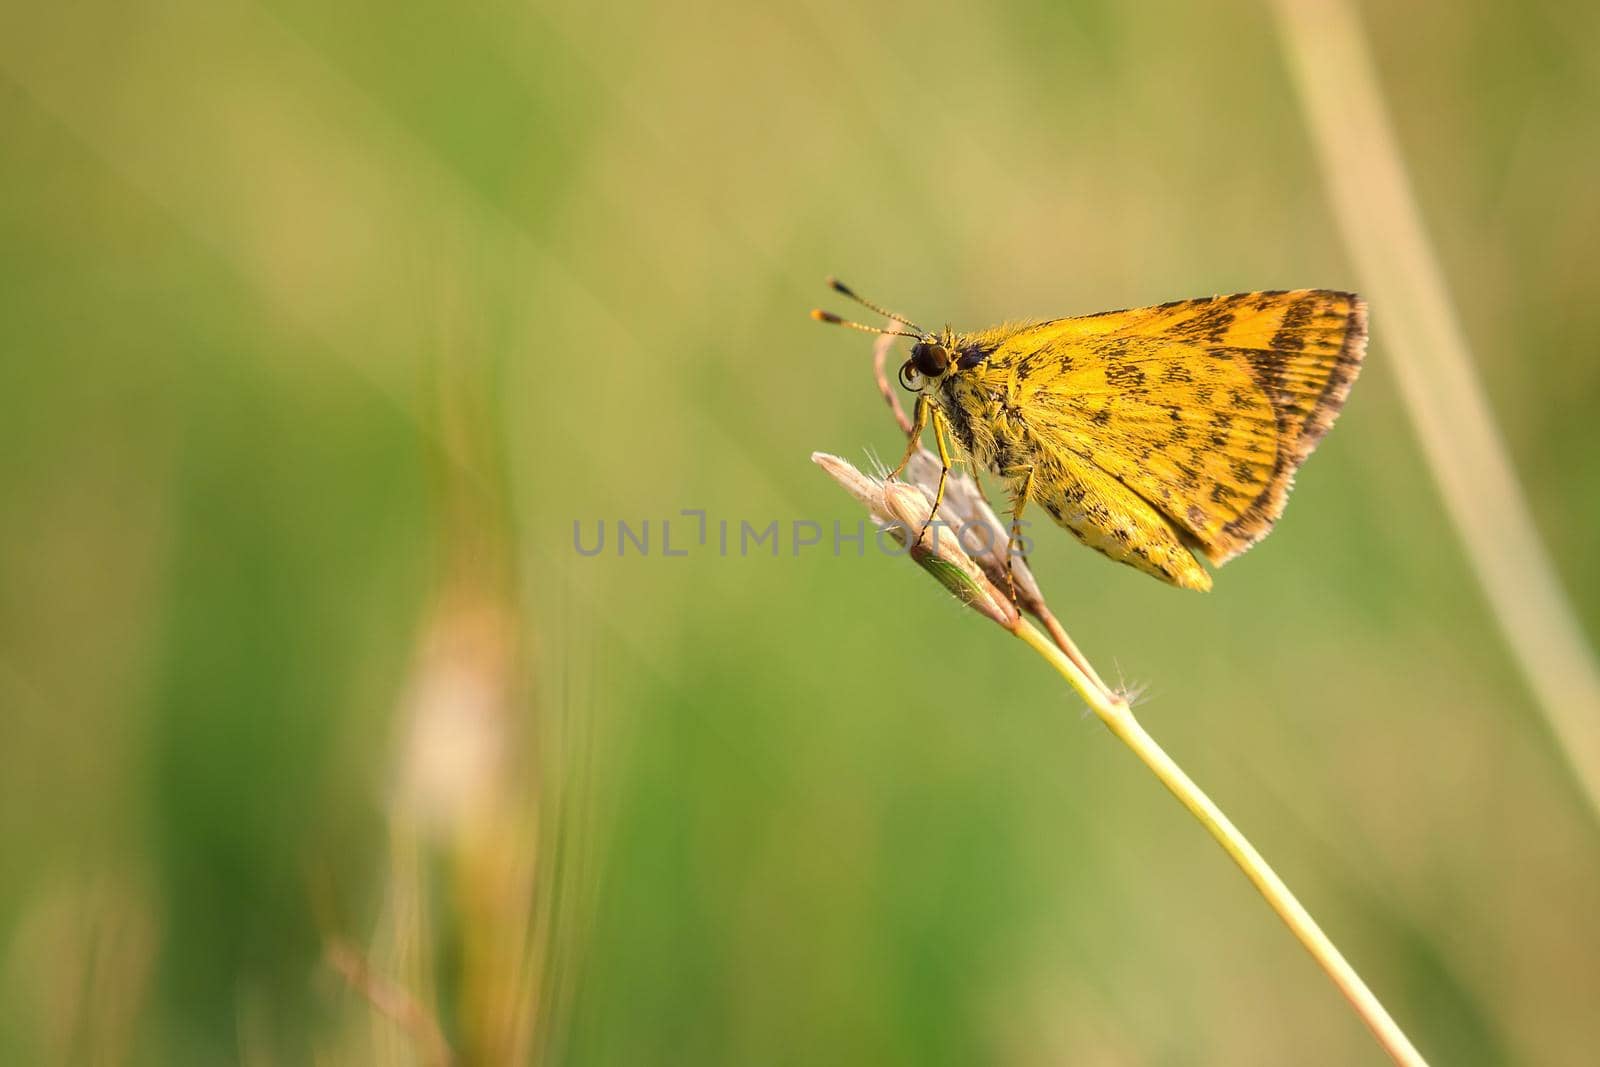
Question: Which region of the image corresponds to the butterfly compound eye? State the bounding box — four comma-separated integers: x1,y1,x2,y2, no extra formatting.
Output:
911,342,950,377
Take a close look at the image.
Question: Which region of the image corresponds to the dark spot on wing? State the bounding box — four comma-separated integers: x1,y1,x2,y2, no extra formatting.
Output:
1180,302,1236,342
1105,362,1146,389
1098,336,1138,360
1268,296,1316,352
1243,350,1289,403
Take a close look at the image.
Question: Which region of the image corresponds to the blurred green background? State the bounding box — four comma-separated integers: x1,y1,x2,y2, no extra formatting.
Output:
2,0,1598,1063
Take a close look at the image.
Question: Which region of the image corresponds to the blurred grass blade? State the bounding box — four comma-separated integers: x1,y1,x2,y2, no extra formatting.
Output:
1272,0,1600,823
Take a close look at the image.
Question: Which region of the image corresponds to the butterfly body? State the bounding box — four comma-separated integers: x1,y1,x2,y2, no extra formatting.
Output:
934,343,1221,589
816,285,1367,590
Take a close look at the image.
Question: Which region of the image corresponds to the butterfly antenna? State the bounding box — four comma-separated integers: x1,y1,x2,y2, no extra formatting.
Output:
825,277,926,334
810,309,921,339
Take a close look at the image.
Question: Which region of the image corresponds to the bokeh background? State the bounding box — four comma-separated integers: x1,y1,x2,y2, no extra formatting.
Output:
2,0,1598,1063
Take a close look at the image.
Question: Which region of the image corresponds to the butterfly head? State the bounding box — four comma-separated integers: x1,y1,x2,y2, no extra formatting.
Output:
899,329,957,390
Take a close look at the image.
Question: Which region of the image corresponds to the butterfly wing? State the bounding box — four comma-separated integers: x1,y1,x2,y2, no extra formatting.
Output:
967,290,1366,583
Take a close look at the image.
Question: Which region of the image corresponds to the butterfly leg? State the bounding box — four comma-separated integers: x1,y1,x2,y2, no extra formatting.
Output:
888,394,930,481
1006,466,1036,604
915,406,956,549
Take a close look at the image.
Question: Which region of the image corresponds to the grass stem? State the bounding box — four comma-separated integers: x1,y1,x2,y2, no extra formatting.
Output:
1012,618,1430,1067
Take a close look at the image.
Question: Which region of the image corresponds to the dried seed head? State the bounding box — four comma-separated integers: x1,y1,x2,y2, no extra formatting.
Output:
812,451,885,514
902,450,1046,614
813,452,1018,628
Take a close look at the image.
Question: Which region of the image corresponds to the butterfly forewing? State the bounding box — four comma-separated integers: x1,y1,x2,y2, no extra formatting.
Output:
952,290,1366,585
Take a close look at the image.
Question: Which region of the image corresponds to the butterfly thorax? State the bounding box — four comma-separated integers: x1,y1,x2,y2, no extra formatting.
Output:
908,324,1046,473
940,354,1028,475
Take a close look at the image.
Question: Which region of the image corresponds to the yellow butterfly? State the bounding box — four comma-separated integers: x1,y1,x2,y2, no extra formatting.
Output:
814,279,1367,591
